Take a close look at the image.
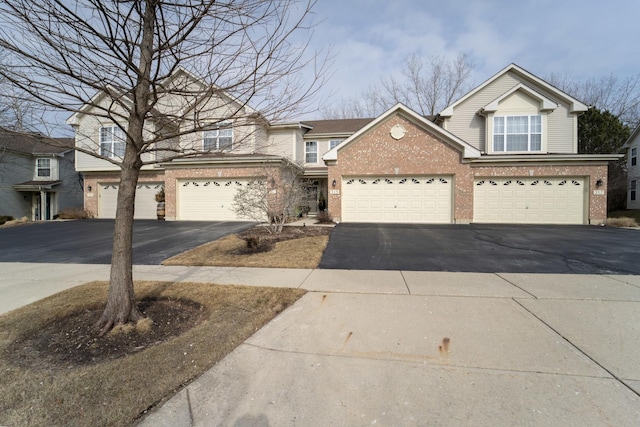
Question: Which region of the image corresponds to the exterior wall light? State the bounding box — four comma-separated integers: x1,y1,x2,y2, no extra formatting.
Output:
87,185,92,192
596,179,603,187
331,179,336,187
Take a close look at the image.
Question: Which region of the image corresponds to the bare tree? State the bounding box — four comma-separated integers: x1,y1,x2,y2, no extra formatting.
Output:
547,72,640,129
0,0,328,333
233,160,310,234
322,53,474,119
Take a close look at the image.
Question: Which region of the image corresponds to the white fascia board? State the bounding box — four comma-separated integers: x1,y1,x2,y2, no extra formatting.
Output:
268,122,313,131
468,153,623,164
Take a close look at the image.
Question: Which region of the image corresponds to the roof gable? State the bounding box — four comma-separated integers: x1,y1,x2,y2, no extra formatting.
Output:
440,64,588,117
66,66,259,126
323,103,481,161
481,83,558,114
623,124,640,149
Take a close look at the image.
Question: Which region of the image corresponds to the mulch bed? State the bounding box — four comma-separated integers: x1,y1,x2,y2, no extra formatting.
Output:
237,225,332,253
5,298,206,370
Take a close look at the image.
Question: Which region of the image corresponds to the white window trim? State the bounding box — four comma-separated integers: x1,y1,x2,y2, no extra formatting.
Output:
631,147,637,167
489,114,545,154
305,140,318,163
35,158,55,180
329,139,342,150
100,125,126,158
203,122,233,152
631,179,637,201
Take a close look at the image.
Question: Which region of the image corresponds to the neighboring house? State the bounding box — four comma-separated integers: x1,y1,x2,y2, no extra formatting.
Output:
69,64,619,225
622,125,640,209
0,130,83,220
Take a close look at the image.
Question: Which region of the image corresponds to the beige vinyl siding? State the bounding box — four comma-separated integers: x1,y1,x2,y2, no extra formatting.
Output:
445,72,577,154
446,74,521,152
266,129,296,158
546,103,574,153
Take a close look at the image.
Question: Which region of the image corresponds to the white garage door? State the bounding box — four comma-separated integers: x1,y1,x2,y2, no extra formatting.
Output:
342,176,452,223
474,177,585,224
99,182,163,219
178,178,249,221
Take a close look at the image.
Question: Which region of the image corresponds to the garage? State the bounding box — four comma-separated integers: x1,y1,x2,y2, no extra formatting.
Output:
341,176,452,223
99,182,163,219
473,177,585,224
177,178,250,221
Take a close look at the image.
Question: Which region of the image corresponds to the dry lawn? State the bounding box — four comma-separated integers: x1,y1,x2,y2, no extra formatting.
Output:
164,226,331,268
607,210,640,225
605,217,639,227
0,281,305,427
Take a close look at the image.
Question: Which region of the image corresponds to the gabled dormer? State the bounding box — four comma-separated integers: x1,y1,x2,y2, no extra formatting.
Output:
439,64,588,155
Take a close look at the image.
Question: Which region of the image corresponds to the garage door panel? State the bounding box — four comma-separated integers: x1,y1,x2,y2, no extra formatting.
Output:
474,177,585,224
178,179,250,221
342,176,452,224
99,182,162,219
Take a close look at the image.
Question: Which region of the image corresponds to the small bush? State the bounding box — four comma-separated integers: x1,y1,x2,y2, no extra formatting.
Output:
315,210,334,224
0,215,15,225
605,217,638,228
241,235,272,254
57,207,91,220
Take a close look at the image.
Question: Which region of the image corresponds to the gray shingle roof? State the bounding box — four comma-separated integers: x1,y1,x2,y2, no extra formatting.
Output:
0,129,73,155
301,118,375,135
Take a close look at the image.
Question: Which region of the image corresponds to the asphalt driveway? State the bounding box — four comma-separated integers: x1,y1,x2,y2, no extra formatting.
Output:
320,223,640,274
0,219,254,265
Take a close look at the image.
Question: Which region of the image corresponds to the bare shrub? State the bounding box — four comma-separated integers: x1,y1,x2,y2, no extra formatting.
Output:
57,207,91,219
605,217,638,227
315,211,334,224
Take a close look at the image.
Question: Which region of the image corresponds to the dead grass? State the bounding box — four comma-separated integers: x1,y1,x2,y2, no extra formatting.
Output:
605,216,639,227
0,281,305,427
608,210,640,223
163,228,330,269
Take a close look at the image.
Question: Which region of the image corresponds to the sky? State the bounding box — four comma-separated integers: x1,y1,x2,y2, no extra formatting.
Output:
301,0,640,117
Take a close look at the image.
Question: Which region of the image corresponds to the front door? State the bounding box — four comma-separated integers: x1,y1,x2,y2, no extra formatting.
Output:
34,192,52,220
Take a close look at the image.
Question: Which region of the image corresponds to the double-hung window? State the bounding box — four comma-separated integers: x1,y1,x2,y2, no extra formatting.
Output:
631,180,637,201
100,126,125,158
493,115,542,152
305,141,318,163
36,158,51,178
631,147,637,167
203,122,233,151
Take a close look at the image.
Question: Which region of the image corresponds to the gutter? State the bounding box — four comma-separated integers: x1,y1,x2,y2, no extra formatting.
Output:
466,154,623,165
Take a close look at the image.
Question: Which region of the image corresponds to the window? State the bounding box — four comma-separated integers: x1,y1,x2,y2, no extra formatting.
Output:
100,126,125,158
305,141,317,163
203,122,233,151
36,158,51,178
493,115,542,152
632,180,637,201
632,147,637,167
329,139,342,150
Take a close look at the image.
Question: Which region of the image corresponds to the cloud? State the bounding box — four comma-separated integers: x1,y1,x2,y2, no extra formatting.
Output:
305,0,640,114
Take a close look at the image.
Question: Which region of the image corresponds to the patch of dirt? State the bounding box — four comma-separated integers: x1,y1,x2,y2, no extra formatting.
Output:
236,225,332,254
5,297,206,370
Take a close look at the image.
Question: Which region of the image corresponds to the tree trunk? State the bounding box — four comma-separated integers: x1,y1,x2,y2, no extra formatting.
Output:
95,151,144,335
95,0,156,335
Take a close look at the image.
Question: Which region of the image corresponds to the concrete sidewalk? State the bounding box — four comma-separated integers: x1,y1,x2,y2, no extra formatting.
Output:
1,263,639,425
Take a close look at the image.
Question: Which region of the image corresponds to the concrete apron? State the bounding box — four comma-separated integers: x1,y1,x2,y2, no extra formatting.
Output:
139,270,640,426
